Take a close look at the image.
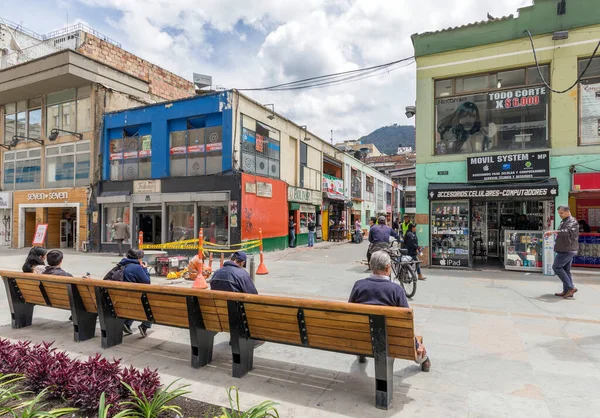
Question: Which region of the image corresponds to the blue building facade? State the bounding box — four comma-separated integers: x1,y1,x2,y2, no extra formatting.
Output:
95,91,242,252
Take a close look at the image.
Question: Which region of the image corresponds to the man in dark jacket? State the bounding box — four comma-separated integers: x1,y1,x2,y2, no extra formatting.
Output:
118,249,152,336
544,206,580,298
404,224,426,280
349,250,430,371
42,250,73,277
367,216,400,269
210,251,258,294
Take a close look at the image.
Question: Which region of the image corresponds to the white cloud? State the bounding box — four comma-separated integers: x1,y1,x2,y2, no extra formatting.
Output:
2,0,533,142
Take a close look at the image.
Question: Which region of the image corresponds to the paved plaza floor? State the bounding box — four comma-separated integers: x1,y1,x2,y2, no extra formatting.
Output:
0,243,599,417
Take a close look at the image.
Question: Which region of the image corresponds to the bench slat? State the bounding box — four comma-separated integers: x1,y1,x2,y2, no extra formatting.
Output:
251,329,301,345
388,336,415,348
144,298,187,310
387,326,415,338
244,304,297,316
113,306,147,321
144,293,188,304
309,335,372,355
246,318,298,332
304,310,369,324
306,326,371,342
387,318,414,329
154,317,190,328
43,283,69,291
305,317,371,332
203,319,223,332
246,311,297,324
150,305,188,317
22,295,47,305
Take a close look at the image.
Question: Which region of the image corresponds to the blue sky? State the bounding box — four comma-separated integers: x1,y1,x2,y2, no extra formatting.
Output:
2,0,532,142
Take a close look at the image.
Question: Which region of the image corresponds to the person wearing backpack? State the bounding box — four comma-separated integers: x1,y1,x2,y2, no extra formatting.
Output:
111,249,152,337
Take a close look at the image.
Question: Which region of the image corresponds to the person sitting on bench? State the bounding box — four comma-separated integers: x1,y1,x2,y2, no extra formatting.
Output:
210,251,257,294
349,250,431,372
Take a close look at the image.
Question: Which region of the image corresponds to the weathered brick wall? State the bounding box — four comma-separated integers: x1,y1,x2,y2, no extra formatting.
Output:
77,33,195,101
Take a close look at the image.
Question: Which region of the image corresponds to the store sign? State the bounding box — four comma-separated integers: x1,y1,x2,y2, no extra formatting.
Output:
573,173,600,191
28,192,68,201
245,182,257,194
431,257,468,267
323,174,344,198
429,183,558,200
0,192,11,208
133,180,161,194
299,204,316,213
488,87,546,110
467,151,550,182
288,187,313,204
256,182,272,198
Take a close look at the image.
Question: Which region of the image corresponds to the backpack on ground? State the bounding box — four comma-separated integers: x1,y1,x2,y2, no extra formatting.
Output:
103,264,125,282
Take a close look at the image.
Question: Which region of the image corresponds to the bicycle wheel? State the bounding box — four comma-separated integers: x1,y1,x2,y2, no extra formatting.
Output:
399,266,417,299
390,262,401,284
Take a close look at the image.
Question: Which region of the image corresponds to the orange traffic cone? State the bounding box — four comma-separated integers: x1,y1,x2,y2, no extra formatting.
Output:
256,228,268,275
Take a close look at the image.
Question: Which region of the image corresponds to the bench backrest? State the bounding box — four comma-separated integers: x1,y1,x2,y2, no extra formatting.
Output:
0,270,415,360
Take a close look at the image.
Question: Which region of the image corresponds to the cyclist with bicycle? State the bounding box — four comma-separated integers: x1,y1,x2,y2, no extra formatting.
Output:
366,216,400,270
404,224,427,281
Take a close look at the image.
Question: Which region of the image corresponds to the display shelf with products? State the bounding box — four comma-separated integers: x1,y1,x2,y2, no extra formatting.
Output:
504,230,543,271
431,200,470,267
573,233,600,268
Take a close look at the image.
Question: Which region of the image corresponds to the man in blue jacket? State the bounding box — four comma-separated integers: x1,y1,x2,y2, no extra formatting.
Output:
119,249,152,337
210,251,257,294
366,216,400,269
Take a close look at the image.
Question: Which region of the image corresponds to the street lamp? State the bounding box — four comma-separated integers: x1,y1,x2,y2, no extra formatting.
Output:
263,104,275,120
300,125,310,141
48,128,83,141
11,135,43,148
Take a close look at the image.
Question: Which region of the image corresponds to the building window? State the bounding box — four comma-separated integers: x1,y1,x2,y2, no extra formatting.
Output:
3,98,42,144
169,117,223,176
241,115,280,179
366,175,374,202
3,149,41,190
46,141,90,188
376,179,384,212
434,65,549,155
199,204,228,244
351,168,362,199
103,205,131,243
109,135,152,181
46,87,91,138
578,57,600,145
168,204,195,241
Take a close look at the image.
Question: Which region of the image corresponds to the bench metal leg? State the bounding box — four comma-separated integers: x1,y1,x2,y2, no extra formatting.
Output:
228,300,254,378
3,278,34,329
374,354,395,409
68,284,97,342
95,287,124,349
186,296,217,368
370,315,394,410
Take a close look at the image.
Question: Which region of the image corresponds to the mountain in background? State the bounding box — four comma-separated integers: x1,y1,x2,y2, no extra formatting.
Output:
357,124,416,155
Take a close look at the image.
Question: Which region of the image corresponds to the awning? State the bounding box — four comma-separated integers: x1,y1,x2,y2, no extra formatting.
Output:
428,179,558,200
97,191,131,204
324,192,347,201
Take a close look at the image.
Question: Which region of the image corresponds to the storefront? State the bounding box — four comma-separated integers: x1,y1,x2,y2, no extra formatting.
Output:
322,174,348,241
428,151,556,270
571,172,600,268
13,187,89,250
97,176,240,252
0,192,13,247
287,186,322,246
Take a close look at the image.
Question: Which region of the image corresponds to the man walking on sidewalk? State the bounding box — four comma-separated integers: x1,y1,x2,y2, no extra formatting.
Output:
112,218,130,256
544,205,580,298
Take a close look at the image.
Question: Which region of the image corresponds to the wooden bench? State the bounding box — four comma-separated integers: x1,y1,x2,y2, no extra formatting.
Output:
1,270,422,409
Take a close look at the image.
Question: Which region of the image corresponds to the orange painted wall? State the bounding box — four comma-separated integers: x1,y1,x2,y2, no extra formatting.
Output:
241,174,288,240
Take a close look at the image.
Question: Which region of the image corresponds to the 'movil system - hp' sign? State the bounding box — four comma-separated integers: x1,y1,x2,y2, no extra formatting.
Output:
467,151,550,182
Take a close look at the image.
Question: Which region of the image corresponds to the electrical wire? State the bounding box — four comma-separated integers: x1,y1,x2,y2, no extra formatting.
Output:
262,60,415,92
238,55,415,91
525,29,600,94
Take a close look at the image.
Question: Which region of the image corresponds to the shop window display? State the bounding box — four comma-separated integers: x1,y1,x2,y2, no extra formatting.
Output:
199,204,228,244
103,205,131,243
168,205,195,241
430,201,469,267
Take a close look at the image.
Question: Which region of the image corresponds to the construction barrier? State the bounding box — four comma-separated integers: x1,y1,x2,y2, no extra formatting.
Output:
140,228,268,274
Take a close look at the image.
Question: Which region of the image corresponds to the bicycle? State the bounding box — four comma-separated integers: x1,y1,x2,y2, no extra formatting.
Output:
386,241,420,298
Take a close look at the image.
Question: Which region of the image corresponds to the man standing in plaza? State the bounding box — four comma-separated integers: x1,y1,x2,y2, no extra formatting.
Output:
544,205,580,298
289,215,296,248
112,217,130,257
